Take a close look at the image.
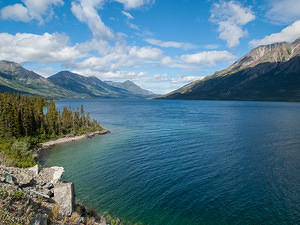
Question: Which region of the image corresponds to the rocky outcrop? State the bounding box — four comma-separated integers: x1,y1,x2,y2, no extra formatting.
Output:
0,165,108,225
53,183,75,216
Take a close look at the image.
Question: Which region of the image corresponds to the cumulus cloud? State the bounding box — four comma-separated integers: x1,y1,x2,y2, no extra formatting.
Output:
145,38,198,50
249,20,300,47
0,0,63,24
67,44,163,73
210,1,255,48
72,68,147,80
0,4,31,22
0,32,82,63
266,0,300,24
129,46,162,59
159,56,199,69
181,51,236,65
122,10,134,19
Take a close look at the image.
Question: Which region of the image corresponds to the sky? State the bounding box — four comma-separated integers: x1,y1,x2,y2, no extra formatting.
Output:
0,0,300,94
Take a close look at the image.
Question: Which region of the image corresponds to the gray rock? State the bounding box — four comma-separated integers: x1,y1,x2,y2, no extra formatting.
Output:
16,172,34,187
51,167,64,184
30,213,48,225
37,167,64,185
1,170,16,185
47,190,53,198
28,165,39,176
53,183,75,216
46,183,54,190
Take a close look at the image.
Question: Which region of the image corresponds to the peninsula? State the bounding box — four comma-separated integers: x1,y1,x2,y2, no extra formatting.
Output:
0,93,118,225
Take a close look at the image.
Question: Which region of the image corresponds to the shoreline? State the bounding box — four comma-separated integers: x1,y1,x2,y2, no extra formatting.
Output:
1,129,117,224
35,129,110,157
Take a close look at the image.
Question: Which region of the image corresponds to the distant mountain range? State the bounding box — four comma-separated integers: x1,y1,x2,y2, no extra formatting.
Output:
159,38,300,101
0,60,155,98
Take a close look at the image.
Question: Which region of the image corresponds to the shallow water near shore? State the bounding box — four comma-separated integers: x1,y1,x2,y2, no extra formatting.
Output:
40,98,300,225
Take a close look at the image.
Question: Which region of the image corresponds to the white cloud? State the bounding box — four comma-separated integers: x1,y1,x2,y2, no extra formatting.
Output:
266,0,300,24
0,4,31,22
114,0,154,9
129,46,162,60
65,43,163,73
249,20,300,47
127,22,140,30
145,38,198,50
170,75,204,84
122,10,134,19
159,56,199,69
0,0,63,24
204,44,219,49
34,66,55,77
210,1,255,48
143,73,204,84
72,68,147,80
0,32,82,63
71,0,114,40
181,51,236,65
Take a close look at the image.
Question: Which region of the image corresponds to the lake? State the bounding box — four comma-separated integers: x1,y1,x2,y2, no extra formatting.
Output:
40,98,300,225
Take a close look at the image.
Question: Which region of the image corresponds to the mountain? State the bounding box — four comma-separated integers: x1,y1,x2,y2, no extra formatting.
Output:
160,38,300,101
48,71,146,98
0,60,155,98
105,80,156,97
0,60,76,97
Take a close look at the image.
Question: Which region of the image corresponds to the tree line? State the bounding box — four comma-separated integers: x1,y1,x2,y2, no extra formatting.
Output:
0,93,102,139
0,93,103,167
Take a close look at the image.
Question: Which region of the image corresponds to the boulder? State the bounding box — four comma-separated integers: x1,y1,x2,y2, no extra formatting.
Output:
51,167,64,184
15,171,34,187
53,183,75,216
28,165,39,176
38,167,64,184
30,213,48,225
46,183,54,190
1,170,16,185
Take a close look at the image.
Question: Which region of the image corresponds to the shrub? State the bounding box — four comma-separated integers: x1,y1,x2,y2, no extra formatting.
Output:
51,204,60,220
10,191,24,201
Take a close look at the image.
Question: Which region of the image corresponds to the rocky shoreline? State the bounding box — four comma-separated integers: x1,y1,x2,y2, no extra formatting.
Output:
0,164,107,225
0,129,121,225
37,129,110,154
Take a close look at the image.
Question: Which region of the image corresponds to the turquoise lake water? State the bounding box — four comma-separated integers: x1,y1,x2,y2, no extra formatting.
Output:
41,98,300,225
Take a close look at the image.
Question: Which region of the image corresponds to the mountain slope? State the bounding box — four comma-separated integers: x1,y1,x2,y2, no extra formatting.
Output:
48,71,138,98
0,61,76,97
0,61,155,98
160,38,300,101
105,80,156,97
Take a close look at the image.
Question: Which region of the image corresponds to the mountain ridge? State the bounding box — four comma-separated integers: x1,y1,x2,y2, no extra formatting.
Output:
105,80,156,97
160,38,300,101
0,61,155,98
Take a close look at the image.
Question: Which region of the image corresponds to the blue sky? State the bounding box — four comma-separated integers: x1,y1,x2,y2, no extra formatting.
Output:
0,0,300,93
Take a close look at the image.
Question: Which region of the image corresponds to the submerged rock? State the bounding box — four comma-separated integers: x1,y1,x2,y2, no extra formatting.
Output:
53,182,75,216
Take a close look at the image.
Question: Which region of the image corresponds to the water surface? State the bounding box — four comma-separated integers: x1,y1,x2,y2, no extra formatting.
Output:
41,99,300,225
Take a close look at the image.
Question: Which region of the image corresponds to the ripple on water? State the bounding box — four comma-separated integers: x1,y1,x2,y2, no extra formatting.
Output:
42,99,300,225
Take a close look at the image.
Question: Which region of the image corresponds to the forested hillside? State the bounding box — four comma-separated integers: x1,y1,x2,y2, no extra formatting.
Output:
0,93,103,167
